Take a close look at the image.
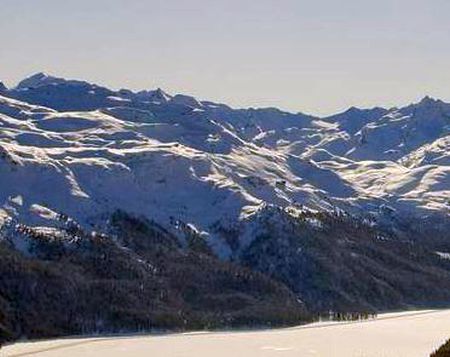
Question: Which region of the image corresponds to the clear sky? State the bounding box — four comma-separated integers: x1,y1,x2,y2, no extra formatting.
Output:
1,0,449,116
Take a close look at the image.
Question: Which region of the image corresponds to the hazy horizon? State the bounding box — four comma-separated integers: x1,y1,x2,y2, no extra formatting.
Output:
1,0,450,115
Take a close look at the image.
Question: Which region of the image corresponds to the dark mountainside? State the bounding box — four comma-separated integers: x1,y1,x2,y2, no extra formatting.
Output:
0,212,307,343
431,339,450,357
1,209,450,344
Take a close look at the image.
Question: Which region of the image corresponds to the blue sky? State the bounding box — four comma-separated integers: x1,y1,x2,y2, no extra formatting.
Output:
1,0,449,115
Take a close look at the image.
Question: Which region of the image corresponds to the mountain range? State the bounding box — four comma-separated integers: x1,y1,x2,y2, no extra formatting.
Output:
0,73,449,343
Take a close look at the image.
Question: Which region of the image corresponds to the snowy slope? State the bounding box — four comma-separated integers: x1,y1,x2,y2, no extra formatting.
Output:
0,73,449,258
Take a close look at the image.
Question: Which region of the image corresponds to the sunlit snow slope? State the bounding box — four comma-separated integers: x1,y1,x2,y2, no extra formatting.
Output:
0,73,448,256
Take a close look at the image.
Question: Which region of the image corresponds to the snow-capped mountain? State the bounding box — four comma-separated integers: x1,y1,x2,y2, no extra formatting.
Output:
0,73,448,254
1,73,450,342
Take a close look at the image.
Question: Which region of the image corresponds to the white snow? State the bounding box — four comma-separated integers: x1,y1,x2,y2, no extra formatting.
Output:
4,310,450,357
436,251,450,260
0,80,449,256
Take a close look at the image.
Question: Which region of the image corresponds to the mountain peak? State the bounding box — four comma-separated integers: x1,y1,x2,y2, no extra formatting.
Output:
16,72,65,90
170,94,203,108
344,106,361,113
154,88,172,101
418,95,441,106
0,81,7,92
135,87,172,103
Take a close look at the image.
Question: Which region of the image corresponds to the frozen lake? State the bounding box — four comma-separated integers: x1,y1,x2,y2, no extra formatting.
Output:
4,309,450,357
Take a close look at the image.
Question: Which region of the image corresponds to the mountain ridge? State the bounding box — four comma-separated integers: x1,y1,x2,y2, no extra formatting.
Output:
0,72,449,344
8,72,447,116
0,73,448,242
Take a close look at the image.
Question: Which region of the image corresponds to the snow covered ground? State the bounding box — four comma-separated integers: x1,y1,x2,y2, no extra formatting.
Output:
1,73,449,259
4,310,450,357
